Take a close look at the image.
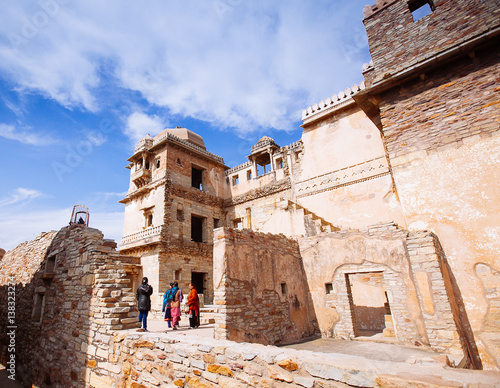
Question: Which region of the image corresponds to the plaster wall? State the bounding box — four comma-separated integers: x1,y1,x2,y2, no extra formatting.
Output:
298,230,425,344
391,135,500,369
122,185,165,237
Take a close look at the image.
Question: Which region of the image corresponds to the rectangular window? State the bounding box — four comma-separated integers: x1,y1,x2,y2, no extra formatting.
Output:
232,175,239,186
281,282,287,296
191,215,204,243
233,218,242,229
213,218,220,228
45,255,56,274
247,170,252,180
325,283,333,294
192,166,203,190
32,293,45,323
174,269,181,280
276,158,283,169
409,0,434,21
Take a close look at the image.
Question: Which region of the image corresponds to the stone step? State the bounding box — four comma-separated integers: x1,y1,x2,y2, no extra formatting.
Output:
383,328,396,337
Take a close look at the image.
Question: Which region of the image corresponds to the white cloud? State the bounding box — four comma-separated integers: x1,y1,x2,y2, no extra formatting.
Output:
0,123,56,146
0,187,45,207
124,112,167,144
0,0,370,134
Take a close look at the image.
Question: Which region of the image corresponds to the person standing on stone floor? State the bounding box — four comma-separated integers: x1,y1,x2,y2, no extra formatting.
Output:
162,282,175,328
170,281,183,330
187,283,200,329
136,277,153,332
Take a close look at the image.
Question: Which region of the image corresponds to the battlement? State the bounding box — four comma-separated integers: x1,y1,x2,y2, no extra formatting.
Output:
301,82,365,124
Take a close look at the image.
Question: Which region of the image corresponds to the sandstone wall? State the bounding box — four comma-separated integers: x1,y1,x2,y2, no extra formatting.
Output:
0,225,141,387
298,224,467,360
362,0,500,87
298,104,405,230
374,37,500,370
212,228,317,345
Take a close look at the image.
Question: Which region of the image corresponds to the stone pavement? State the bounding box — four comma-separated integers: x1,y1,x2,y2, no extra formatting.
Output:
145,317,449,364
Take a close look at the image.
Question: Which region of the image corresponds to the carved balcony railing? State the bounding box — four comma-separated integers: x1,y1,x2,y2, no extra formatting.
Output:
131,167,152,188
121,225,162,246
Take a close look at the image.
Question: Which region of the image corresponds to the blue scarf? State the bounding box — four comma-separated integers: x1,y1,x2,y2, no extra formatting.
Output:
162,287,177,311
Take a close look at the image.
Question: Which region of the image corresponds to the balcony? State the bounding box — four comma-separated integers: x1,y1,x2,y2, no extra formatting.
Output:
131,167,152,188
121,225,162,247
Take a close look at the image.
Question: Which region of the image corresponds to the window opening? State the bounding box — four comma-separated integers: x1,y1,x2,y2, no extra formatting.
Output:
32,293,45,323
232,175,239,186
325,283,333,294
192,166,203,190
276,158,283,169
176,158,182,166
45,255,56,274
409,0,434,21
213,218,220,228
233,218,242,229
174,269,181,281
281,282,287,296
145,160,150,170
156,159,161,169
247,170,252,180
191,215,204,242
147,214,153,227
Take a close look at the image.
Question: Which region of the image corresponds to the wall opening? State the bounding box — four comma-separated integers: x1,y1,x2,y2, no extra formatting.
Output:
191,166,203,190
45,255,56,274
191,272,206,296
32,293,45,323
191,215,204,242
409,0,434,21
213,218,220,228
233,218,242,229
281,282,287,296
346,272,387,337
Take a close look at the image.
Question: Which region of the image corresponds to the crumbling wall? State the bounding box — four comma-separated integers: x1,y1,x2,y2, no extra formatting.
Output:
0,225,141,387
213,228,317,345
298,223,466,359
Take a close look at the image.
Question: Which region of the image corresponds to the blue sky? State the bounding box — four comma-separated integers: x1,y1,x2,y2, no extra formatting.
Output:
0,0,372,251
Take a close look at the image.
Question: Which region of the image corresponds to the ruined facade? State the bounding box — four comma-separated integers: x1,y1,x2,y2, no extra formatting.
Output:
1,0,499,385
118,0,499,370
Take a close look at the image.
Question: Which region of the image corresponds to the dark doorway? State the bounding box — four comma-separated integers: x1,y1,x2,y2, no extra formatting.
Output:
191,215,204,242
191,272,205,295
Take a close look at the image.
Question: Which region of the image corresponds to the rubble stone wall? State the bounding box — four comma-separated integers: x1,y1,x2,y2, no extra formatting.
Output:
0,225,141,387
212,228,317,345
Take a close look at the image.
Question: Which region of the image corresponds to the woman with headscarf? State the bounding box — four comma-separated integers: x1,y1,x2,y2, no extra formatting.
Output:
170,281,183,330
162,282,175,328
187,283,200,329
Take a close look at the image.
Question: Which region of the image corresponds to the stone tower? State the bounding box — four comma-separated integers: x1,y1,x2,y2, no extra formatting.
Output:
119,128,226,309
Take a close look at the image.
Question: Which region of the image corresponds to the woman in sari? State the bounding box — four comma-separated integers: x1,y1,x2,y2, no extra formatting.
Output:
170,281,183,330
187,283,200,329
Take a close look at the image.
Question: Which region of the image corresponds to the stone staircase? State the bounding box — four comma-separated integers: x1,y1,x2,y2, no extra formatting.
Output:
279,198,340,236
199,305,217,325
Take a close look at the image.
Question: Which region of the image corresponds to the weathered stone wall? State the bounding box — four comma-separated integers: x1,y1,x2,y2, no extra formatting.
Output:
362,0,500,87
298,224,468,361
212,228,317,345
0,225,141,387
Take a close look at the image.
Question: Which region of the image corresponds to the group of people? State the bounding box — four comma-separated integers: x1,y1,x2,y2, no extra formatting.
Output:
135,277,200,332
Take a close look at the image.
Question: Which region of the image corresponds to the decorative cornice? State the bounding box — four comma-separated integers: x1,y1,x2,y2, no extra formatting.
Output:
301,82,365,125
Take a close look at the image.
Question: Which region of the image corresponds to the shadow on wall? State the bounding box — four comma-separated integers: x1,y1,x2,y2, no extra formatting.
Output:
434,235,483,370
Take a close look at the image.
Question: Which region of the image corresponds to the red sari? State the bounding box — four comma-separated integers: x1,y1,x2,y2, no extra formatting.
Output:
187,288,200,328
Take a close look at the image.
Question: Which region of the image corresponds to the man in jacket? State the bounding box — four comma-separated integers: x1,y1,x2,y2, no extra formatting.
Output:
136,277,153,332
